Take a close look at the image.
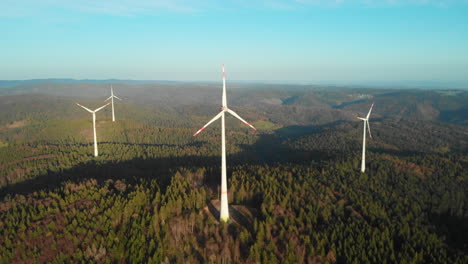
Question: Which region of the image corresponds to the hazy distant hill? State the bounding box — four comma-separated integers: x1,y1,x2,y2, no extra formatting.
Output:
1,79,467,89
0,82,466,127
0,79,185,89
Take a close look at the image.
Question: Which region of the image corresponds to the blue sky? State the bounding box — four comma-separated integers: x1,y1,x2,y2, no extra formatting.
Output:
1,0,467,83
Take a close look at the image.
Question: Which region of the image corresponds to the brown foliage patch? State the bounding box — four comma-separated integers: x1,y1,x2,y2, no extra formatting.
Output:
382,155,433,180
272,204,296,218
11,211,76,264
3,120,27,129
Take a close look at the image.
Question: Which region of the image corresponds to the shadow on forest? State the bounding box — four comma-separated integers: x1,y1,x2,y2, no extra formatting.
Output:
430,213,468,252
370,148,424,157
0,155,218,199
0,121,425,199
332,99,367,109
229,206,254,233
43,141,206,149
207,201,220,220
274,120,346,138
0,121,338,199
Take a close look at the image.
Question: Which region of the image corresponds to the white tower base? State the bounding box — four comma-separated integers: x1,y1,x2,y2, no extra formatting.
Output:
111,97,115,122
361,118,366,173
220,112,229,222
93,112,98,157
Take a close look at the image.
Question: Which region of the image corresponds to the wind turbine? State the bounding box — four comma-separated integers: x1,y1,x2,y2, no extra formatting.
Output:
104,85,122,122
357,103,374,173
193,64,256,222
76,102,110,157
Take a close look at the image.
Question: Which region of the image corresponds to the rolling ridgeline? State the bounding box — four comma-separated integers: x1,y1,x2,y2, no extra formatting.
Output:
0,82,467,263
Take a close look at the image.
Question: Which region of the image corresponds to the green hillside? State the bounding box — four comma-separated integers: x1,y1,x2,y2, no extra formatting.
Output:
0,87,467,263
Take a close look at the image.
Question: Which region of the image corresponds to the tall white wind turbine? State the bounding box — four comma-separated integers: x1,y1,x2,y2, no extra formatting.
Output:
193,64,256,222
104,85,122,122
76,102,110,157
357,103,374,173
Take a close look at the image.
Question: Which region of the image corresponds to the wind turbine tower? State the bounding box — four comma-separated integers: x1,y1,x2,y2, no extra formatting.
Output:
105,85,122,122
193,64,256,222
76,103,110,157
357,103,374,173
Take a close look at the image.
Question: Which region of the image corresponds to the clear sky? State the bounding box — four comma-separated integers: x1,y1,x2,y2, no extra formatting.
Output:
1,0,467,82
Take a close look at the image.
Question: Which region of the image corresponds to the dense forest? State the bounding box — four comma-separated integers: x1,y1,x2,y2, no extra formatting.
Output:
0,83,467,263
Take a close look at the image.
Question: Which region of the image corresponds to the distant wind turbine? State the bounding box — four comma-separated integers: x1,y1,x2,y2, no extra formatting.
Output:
193,64,256,222
104,85,122,122
357,103,374,173
76,102,110,157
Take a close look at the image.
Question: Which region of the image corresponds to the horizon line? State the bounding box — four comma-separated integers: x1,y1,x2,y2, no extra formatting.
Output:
0,78,467,90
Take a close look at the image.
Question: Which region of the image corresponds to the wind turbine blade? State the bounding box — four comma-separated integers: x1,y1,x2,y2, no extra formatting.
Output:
76,103,93,113
366,103,374,119
114,96,122,101
367,120,372,139
226,109,256,130
357,117,366,121
95,102,110,112
104,96,112,102
193,111,223,136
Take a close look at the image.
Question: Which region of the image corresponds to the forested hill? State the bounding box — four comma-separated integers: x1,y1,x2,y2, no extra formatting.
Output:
0,85,467,263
